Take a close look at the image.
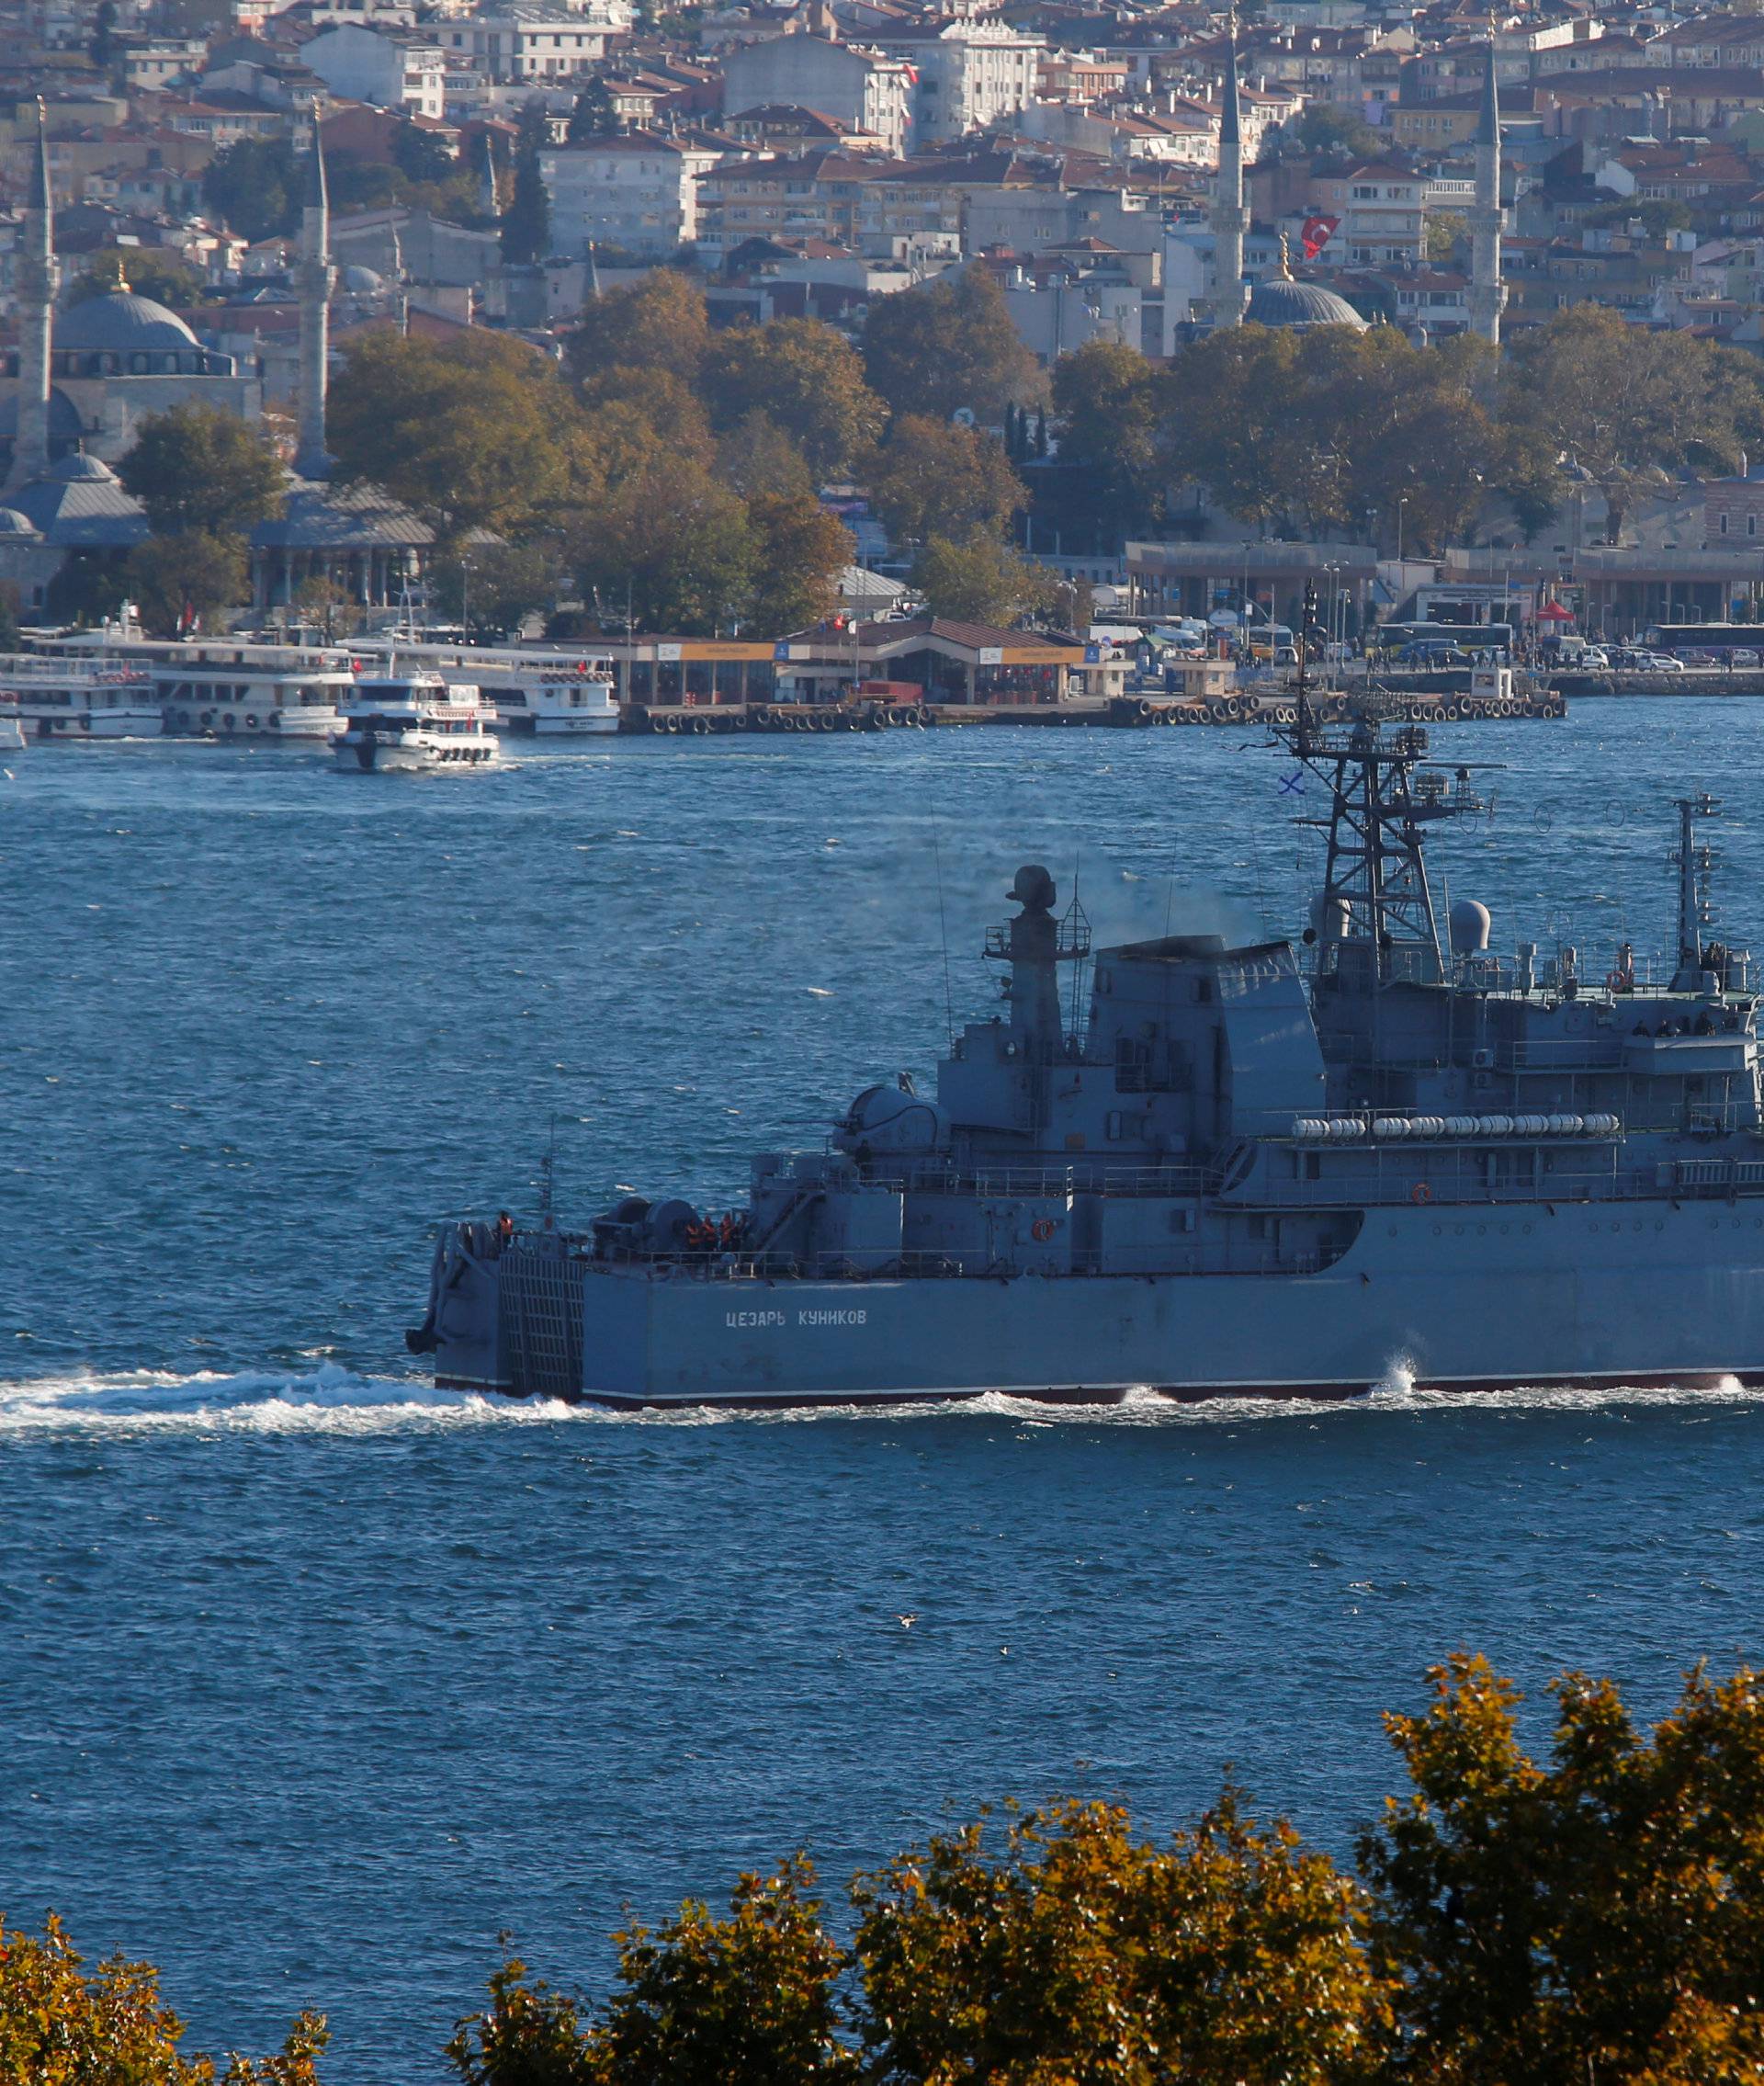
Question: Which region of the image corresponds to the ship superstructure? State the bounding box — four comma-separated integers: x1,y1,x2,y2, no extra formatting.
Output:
410,706,1764,1404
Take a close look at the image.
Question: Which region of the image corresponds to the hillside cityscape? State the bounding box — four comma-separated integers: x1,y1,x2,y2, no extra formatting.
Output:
3,0,1764,656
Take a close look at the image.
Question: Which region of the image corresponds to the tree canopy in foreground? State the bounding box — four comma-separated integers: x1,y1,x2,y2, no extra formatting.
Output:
28,1658,1764,2082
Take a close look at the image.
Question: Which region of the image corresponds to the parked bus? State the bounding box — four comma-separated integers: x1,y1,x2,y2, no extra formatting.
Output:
1648,623,1764,658
1376,619,1514,656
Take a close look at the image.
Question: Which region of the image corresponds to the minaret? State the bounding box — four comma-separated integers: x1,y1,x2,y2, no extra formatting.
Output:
1207,31,1249,329
294,126,334,481
1468,40,1506,347
6,100,57,494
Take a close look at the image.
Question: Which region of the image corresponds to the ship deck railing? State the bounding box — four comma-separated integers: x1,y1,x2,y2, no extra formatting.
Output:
593,1244,1346,1282
1246,1154,1764,1208
865,1161,1219,1199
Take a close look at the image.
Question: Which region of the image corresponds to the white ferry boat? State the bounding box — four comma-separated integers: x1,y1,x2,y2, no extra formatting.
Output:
0,654,163,740
334,672,502,773
0,693,24,753
351,640,617,737
40,629,354,741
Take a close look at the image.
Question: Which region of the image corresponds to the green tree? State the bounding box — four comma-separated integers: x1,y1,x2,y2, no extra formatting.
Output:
866,414,1024,549
123,530,251,637
1502,305,1762,542
911,531,1057,625
293,573,358,642
502,102,552,265
566,270,710,389
746,491,854,635
577,364,715,465
328,328,582,539
567,456,754,634
44,552,128,628
447,1953,599,2086
327,155,401,214
1425,210,1468,263
1158,324,1307,535
718,410,816,500
594,1858,856,2084
119,402,285,538
1295,102,1384,158
392,119,456,187
1361,1654,1764,2084
1051,337,1166,536
90,0,117,65
856,1794,1387,2085
442,540,568,637
700,318,883,482
1582,197,1694,236
568,74,619,140
863,266,1044,424
201,136,300,242
0,1910,325,2083
67,245,205,309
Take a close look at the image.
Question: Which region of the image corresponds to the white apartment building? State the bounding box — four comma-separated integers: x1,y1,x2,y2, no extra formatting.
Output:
539,133,723,255
869,18,1046,143
301,23,447,118
121,38,209,89
298,0,421,25
1336,161,1425,268
438,6,631,79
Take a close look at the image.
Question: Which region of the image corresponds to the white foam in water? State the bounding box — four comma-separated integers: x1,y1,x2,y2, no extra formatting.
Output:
0,1366,1756,1438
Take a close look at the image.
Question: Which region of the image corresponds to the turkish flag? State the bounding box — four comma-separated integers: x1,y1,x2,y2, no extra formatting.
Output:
1301,213,1340,259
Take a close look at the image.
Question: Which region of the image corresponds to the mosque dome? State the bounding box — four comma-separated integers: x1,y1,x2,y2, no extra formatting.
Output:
0,506,40,537
56,290,200,354
1246,274,1367,332
338,264,384,293
44,451,119,482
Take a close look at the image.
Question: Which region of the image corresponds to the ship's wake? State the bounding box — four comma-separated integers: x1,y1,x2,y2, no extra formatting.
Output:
0,1368,1758,1437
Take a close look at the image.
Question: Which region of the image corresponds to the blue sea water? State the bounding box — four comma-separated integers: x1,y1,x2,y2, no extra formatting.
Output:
2,708,1761,2080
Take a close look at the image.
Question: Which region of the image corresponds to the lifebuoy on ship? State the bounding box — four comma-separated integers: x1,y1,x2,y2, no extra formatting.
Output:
1410,1182,1432,1205
1032,1218,1057,1241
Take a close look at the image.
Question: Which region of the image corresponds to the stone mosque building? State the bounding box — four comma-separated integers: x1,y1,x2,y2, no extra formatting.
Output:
0,106,430,618
1200,34,1504,343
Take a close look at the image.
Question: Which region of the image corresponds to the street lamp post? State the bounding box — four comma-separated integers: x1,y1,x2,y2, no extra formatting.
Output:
1396,494,1409,568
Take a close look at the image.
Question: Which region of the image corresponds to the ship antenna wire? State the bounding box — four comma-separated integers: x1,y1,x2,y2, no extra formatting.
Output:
933,830,956,1055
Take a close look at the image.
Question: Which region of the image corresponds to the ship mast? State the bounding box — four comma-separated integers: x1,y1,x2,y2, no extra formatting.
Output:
1670,793,1720,987
1280,706,1477,991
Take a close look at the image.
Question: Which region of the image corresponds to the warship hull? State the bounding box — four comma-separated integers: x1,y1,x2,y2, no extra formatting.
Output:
426,1196,1764,1407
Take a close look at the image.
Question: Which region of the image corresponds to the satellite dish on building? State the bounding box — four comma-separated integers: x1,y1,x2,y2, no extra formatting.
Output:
951,406,976,426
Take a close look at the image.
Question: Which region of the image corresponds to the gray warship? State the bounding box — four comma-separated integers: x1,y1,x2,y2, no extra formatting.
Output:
409,704,1764,1405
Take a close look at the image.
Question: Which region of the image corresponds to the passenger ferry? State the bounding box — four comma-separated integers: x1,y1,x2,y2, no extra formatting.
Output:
39,629,354,741
0,691,24,753
350,640,618,737
334,672,502,773
0,654,163,740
